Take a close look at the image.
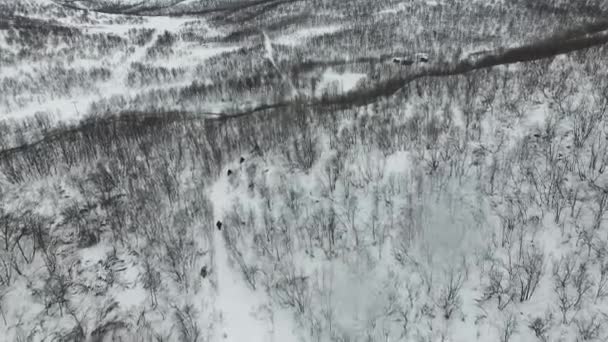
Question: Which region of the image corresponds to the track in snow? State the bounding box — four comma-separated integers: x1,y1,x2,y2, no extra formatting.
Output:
209,171,300,342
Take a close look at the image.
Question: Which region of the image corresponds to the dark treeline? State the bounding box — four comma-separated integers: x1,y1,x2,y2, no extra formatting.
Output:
2,18,608,175
0,102,292,182
0,15,78,33
54,0,305,17
513,0,607,19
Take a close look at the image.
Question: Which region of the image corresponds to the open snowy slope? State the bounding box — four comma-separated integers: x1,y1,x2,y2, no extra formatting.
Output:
2,0,608,341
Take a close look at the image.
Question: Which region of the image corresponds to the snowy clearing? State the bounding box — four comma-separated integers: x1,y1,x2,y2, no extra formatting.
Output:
315,68,366,96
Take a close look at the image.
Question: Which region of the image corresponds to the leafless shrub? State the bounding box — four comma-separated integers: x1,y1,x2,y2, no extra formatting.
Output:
157,158,180,202
500,313,518,342
283,183,304,219
36,270,71,316
481,264,515,311
516,243,544,302
316,266,337,339
574,313,604,341
576,135,608,183
226,200,249,234
591,192,608,231
222,204,260,289
595,261,608,302
354,150,386,187
230,245,260,290
525,155,568,224
272,265,310,315
321,150,344,194
336,195,361,248
311,205,338,258
163,227,197,287
260,205,292,263
0,211,23,285
172,304,201,342
141,257,161,308
576,224,599,259
90,300,128,342
553,255,594,323
245,162,258,193
572,81,607,149
88,161,120,203
388,281,423,339
61,202,99,248
106,197,128,245
498,214,516,248
0,251,16,287
437,268,464,319
528,312,553,342
17,213,51,264
52,323,86,342
91,321,129,342
0,211,16,252
284,104,319,171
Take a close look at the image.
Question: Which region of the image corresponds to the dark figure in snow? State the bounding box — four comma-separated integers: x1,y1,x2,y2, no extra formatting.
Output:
393,58,414,66
227,169,233,176
240,157,245,164
216,221,222,230
200,266,208,278
417,54,429,63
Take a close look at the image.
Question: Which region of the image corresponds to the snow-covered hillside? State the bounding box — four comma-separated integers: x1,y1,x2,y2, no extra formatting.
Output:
2,0,608,341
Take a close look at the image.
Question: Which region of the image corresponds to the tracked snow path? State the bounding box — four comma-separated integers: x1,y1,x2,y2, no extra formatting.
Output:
209,171,300,342
262,31,299,98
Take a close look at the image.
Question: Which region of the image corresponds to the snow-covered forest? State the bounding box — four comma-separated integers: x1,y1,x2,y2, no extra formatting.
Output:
2,0,608,341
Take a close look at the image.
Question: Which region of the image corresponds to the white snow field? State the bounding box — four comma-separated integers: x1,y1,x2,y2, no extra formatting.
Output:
315,69,366,97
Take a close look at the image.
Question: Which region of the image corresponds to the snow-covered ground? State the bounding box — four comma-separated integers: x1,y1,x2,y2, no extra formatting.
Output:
315,68,366,96
209,164,301,342
0,13,235,122
3,1,608,341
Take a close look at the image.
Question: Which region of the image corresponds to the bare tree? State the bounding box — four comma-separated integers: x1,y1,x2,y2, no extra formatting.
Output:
595,261,608,302
172,304,201,342
528,312,553,342
437,268,465,319
500,313,518,342
553,255,594,323
516,244,544,302
574,313,604,342
272,263,310,315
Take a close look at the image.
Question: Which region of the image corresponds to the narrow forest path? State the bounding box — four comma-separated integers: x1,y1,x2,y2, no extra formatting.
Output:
209,170,300,342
